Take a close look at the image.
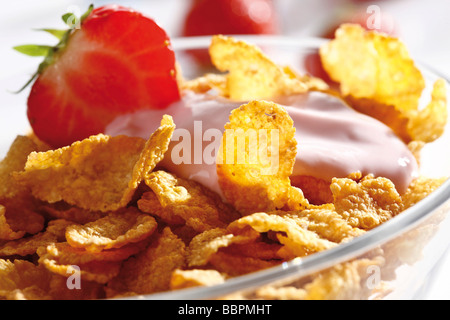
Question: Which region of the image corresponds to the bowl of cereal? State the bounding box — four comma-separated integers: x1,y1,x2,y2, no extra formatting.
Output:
0,6,449,300
139,31,450,300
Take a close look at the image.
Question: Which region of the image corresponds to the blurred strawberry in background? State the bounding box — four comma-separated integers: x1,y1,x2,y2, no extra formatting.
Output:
182,0,279,65
182,0,279,37
322,7,397,38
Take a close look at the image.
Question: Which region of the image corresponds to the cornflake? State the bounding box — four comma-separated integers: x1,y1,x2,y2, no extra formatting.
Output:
320,24,447,143
15,116,175,212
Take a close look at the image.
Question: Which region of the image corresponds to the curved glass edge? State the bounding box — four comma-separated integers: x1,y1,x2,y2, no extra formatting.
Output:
128,35,450,300
126,179,450,300
171,34,328,51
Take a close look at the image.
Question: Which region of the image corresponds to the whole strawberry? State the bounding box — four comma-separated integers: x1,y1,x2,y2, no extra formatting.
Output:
15,5,180,148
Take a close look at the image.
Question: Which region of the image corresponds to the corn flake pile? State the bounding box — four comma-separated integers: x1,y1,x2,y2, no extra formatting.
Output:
0,25,448,300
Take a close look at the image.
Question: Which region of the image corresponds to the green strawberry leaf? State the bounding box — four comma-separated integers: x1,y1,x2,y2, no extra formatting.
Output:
13,4,94,93
61,5,93,29
62,12,79,29
13,44,53,57
81,4,95,23
36,28,68,40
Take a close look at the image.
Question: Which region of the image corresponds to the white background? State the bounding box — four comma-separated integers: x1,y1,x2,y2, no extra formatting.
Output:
0,0,449,299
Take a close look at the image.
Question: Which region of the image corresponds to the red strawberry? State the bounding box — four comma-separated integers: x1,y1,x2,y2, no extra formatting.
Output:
16,5,180,148
182,0,279,37
181,0,279,65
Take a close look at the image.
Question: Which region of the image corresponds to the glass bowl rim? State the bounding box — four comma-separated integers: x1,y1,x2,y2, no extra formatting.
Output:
128,34,450,300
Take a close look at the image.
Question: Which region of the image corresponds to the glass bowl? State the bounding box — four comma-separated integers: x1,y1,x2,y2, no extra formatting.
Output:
1,35,449,300
146,35,449,300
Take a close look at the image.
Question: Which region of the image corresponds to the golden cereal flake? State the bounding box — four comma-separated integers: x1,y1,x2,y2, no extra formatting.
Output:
228,212,336,257
105,227,186,297
330,175,403,229
65,207,157,252
139,170,238,232
170,269,226,290
217,100,301,215
209,35,308,101
14,116,175,212
0,259,53,300
186,228,257,267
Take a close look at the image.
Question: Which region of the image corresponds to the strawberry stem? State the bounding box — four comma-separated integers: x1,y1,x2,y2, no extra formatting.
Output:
12,4,94,93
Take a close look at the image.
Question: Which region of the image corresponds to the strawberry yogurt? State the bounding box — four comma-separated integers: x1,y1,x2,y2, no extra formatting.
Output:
105,90,418,196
